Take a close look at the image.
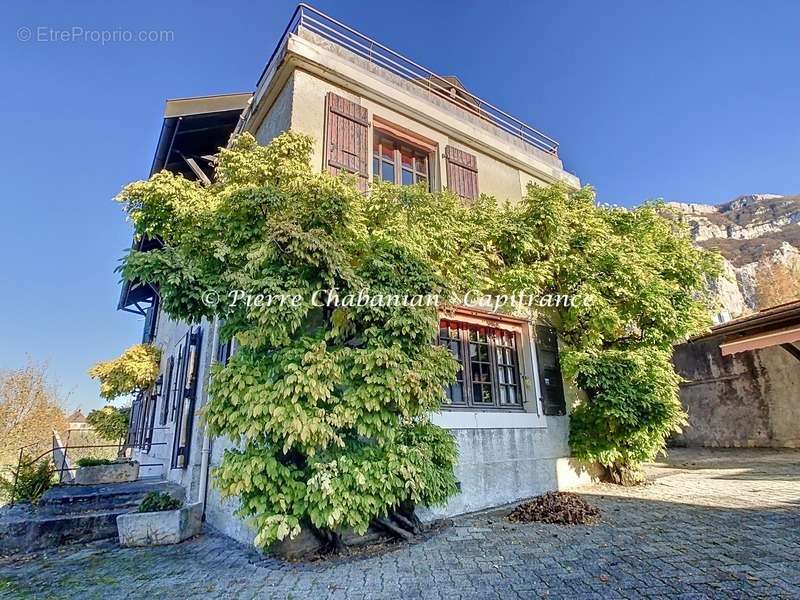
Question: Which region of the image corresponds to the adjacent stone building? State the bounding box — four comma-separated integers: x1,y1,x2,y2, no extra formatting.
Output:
119,4,590,546
673,301,800,448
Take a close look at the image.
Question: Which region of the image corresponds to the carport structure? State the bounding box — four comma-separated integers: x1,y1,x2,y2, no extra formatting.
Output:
711,300,800,360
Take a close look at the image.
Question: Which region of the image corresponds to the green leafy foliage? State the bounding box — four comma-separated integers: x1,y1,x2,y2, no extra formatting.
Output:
115,130,719,545
86,405,131,442
566,347,687,467
138,491,182,513
497,186,720,472
88,344,161,400
0,455,54,503
117,132,461,548
75,457,115,467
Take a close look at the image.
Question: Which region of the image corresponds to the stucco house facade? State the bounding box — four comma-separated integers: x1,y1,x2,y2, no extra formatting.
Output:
120,5,590,546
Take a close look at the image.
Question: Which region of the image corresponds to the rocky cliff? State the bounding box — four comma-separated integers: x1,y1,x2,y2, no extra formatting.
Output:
663,194,800,321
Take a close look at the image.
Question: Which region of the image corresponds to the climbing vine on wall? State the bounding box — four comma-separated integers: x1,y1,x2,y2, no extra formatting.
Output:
116,131,719,548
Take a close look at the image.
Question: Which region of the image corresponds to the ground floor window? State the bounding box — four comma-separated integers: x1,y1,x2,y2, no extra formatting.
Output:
437,316,524,410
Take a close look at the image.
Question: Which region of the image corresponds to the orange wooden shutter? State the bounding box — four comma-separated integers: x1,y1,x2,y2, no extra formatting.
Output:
325,92,369,191
444,145,479,200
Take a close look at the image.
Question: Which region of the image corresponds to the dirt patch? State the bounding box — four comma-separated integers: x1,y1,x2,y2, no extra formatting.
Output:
507,492,600,525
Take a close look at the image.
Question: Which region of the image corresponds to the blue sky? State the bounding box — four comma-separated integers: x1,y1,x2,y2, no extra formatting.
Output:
2,0,799,412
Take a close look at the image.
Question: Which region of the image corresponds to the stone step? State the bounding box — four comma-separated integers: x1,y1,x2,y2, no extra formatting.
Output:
39,480,184,515
0,507,126,556
0,480,186,555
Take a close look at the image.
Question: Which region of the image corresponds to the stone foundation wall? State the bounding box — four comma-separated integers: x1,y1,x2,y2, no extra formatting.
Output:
420,418,593,521
673,336,800,448
204,417,589,545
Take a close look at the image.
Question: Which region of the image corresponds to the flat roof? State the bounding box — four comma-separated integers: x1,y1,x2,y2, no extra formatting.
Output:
252,4,561,158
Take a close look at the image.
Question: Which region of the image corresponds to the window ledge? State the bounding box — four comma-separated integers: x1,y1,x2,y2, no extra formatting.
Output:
431,410,547,430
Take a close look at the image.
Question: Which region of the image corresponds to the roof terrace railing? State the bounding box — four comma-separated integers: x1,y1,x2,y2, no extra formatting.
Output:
257,4,560,156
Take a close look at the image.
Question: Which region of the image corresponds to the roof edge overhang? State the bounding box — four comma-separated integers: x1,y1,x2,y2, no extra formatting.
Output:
162,92,253,119
686,300,800,358
691,300,800,343
119,93,252,313
720,324,800,356
150,92,252,176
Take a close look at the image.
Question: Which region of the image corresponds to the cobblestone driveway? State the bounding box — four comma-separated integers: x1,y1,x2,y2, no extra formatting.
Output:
1,448,799,599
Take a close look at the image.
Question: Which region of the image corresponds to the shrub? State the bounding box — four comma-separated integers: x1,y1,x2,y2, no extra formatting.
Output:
137,491,182,513
0,456,55,503
76,457,115,468
118,132,461,548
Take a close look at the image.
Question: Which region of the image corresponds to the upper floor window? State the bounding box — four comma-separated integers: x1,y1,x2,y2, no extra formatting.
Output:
373,131,430,190
437,318,524,410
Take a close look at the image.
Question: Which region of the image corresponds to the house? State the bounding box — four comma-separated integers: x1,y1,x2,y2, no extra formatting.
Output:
66,409,88,431
119,4,590,546
673,300,800,448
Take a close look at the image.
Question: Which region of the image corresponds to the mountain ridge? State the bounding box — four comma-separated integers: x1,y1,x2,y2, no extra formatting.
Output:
663,194,800,320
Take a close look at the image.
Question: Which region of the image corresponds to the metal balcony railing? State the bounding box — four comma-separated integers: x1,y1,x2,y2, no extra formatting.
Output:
257,4,560,156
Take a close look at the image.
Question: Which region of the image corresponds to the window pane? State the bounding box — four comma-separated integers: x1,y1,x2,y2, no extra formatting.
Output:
507,386,518,405
499,333,522,406
438,319,466,405
372,157,380,180
372,130,430,189
381,161,394,183
450,383,464,404
473,383,493,404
